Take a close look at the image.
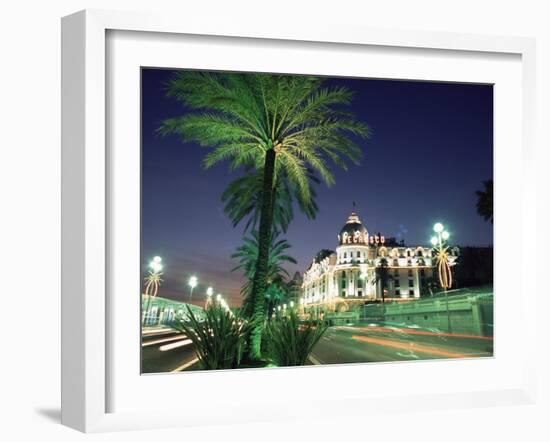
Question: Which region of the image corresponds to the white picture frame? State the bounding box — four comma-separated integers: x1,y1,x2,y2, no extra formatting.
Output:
61,9,537,433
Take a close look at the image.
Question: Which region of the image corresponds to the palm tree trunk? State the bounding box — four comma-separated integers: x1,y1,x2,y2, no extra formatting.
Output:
248,148,276,359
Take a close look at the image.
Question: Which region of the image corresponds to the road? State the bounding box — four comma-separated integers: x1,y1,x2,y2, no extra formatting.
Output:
142,322,493,373
309,322,493,365
141,326,199,374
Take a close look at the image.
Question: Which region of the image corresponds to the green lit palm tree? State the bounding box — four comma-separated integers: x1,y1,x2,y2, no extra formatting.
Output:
476,179,493,223
160,72,370,357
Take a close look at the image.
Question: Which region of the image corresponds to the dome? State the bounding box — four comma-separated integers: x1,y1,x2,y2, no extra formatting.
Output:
337,210,368,245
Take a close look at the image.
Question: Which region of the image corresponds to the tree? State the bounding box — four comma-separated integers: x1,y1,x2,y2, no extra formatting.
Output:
231,230,297,317
221,166,319,235
160,72,370,358
373,257,391,304
475,179,493,223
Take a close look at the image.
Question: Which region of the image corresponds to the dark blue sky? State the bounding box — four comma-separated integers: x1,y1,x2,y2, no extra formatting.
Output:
141,68,493,306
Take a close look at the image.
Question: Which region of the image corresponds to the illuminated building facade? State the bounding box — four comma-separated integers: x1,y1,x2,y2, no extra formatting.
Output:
301,209,437,312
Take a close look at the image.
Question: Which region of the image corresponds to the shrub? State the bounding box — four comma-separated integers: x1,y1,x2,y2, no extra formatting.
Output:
266,310,328,366
172,304,249,370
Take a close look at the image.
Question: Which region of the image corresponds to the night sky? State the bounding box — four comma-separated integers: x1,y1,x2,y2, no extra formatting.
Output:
141,68,493,306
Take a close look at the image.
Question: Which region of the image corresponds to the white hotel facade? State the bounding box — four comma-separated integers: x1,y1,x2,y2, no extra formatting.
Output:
301,210,436,312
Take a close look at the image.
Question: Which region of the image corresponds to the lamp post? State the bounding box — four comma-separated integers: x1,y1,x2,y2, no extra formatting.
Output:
431,223,453,333
188,275,198,302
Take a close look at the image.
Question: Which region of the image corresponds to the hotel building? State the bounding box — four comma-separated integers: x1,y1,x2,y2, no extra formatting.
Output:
301,209,438,312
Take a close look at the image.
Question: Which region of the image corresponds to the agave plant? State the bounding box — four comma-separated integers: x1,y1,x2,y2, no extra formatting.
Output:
266,309,327,366
172,303,250,370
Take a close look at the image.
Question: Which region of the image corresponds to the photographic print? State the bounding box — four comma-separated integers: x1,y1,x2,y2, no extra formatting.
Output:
140,69,493,374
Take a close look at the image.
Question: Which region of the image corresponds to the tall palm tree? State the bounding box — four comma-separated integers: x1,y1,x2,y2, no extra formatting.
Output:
221,166,320,234
475,179,493,223
160,72,370,357
231,230,297,316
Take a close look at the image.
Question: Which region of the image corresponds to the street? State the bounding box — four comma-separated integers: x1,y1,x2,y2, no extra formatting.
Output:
141,326,199,374
309,322,493,365
142,321,493,373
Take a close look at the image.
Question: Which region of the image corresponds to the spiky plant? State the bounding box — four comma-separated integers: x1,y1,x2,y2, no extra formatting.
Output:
171,304,250,370
160,72,370,358
266,309,327,366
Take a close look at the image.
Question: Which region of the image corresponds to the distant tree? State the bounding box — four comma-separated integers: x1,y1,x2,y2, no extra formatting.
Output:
373,258,392,304
476,179,493,223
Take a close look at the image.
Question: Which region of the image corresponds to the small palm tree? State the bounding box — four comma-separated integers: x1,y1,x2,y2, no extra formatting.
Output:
231,230,297,316
475,179,493,223
372,258,392,304
142,271,163,325
160,72,370,358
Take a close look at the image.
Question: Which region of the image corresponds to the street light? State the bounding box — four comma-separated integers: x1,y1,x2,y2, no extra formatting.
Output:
188,275,198,301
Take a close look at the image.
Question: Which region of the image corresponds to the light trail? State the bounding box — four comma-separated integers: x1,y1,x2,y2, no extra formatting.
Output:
351,335,469,358
142,335,187,347
159,339,193,351
171,358,199,372
345,326,493,341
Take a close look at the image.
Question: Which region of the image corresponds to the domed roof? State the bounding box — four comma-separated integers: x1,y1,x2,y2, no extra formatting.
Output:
337,210,369,245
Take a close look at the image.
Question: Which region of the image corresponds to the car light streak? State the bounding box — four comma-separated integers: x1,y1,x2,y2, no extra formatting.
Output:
346,326,493,341
171,358,199,372
159,339,193,351
351,335,469,358
142,335,188,347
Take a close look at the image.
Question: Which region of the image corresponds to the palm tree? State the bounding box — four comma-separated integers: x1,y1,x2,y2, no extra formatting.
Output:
221,166,320,234
372,258,391,304
142,271,163,325
231,230,297,316
475,179,493,223
160,72,370,357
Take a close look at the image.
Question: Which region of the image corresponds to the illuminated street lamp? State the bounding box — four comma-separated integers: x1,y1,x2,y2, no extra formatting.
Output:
188,275,198,301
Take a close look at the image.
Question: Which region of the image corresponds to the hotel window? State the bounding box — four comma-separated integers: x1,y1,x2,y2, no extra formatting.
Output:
358,290,363,297
357,277,363,289
409,289,414,296
408,269,413,277
408,279,414,288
